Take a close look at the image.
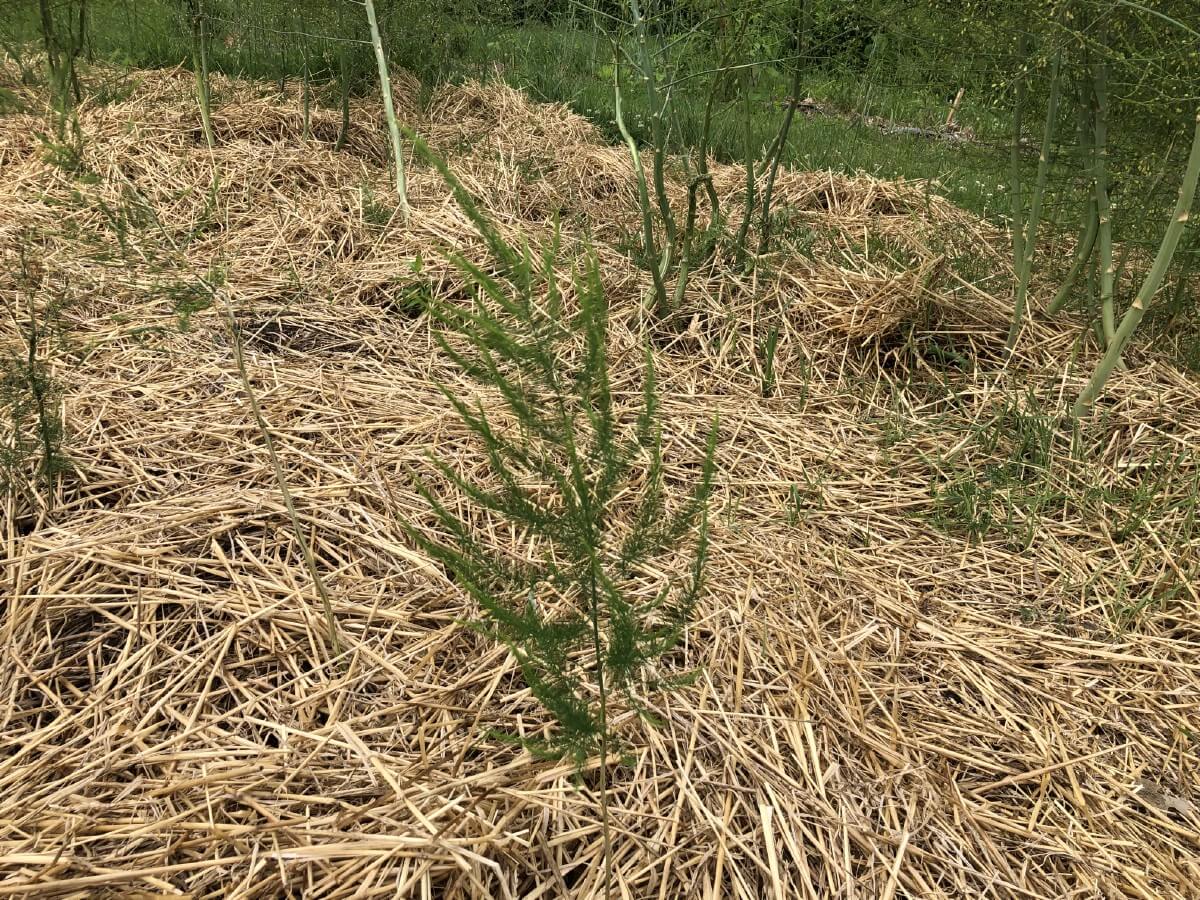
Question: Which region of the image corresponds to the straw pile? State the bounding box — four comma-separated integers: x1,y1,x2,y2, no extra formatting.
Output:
1,58,1198,899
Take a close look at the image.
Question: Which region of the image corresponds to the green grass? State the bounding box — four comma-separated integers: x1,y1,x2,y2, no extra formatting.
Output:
448,24,1020,220
863,365,1200,626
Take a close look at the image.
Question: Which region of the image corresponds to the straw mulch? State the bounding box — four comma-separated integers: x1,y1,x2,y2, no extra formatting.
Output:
1,59,1198,899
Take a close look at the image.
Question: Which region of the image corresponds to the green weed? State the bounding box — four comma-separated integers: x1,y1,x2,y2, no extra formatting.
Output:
35,129,93,180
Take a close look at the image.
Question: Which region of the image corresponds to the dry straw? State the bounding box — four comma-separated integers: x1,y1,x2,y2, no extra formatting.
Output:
0,58,1198,898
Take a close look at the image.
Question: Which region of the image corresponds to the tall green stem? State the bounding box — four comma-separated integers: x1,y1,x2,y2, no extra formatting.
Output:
336,47,351,151
552,381,613,900
68,0,86,103
23,311,58,509
1008,34,1029,283
1086,245,1103,345
1048,92,1099,316
1158,231,1197,332
299,11,311,142
628,0,676,251
694,68,722,224
733,65,755,269
38,0,69,137
586,556,613,900
363,0,410,223
1007,50,1061,349
1092,61,1115,347
1074,110,1200,415
1046,197,1098,314
673,29,736,308
758,42,804,255
614,68,669,313
189,1,215,150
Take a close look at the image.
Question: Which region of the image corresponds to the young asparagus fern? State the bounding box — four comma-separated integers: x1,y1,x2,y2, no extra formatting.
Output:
1,248,73,512
404,134,718,894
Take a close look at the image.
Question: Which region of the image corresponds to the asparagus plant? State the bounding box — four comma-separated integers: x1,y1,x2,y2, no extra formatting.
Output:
613,65,671,313
1008,34,1030,295
1092,61,1116,346
1,247,73,512
1007,49,1061,349
185,0,215,150
362,0,410,222
1074,109,1200,415
405,134,717,896
37,0,88,139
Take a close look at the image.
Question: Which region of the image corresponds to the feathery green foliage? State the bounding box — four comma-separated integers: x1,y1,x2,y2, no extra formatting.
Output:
406,135,718,770
1,247,73,508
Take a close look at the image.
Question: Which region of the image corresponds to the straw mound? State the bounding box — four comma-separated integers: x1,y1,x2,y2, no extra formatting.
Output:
426,80,646,231
2,61,1199,900
427,78,604,158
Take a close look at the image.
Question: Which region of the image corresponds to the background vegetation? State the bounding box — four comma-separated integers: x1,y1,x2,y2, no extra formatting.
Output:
6,0,1198,366
3,1,1196,216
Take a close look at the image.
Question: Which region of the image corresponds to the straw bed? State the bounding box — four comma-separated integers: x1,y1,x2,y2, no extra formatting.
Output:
1,60,1198,899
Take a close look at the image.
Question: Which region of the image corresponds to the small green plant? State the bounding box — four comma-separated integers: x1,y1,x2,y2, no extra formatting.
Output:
928,463,1057,550
170,283,213,332
93,187,155,261
979,392,1057,484
784,465,824,526
0,86,25,114
1,248,72,508
35,128,91,179
925,391,1064,547
359,181,394,228
512,153,550,184
90,69,139,107
1109,447,1191,543
759,324,780,396
916,333,974,373
387,281,432,317
930,471,996,543
151,269,223,331
404,136,717,895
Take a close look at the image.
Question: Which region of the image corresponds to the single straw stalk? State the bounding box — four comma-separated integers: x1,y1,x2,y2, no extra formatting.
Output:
224,303,343,656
